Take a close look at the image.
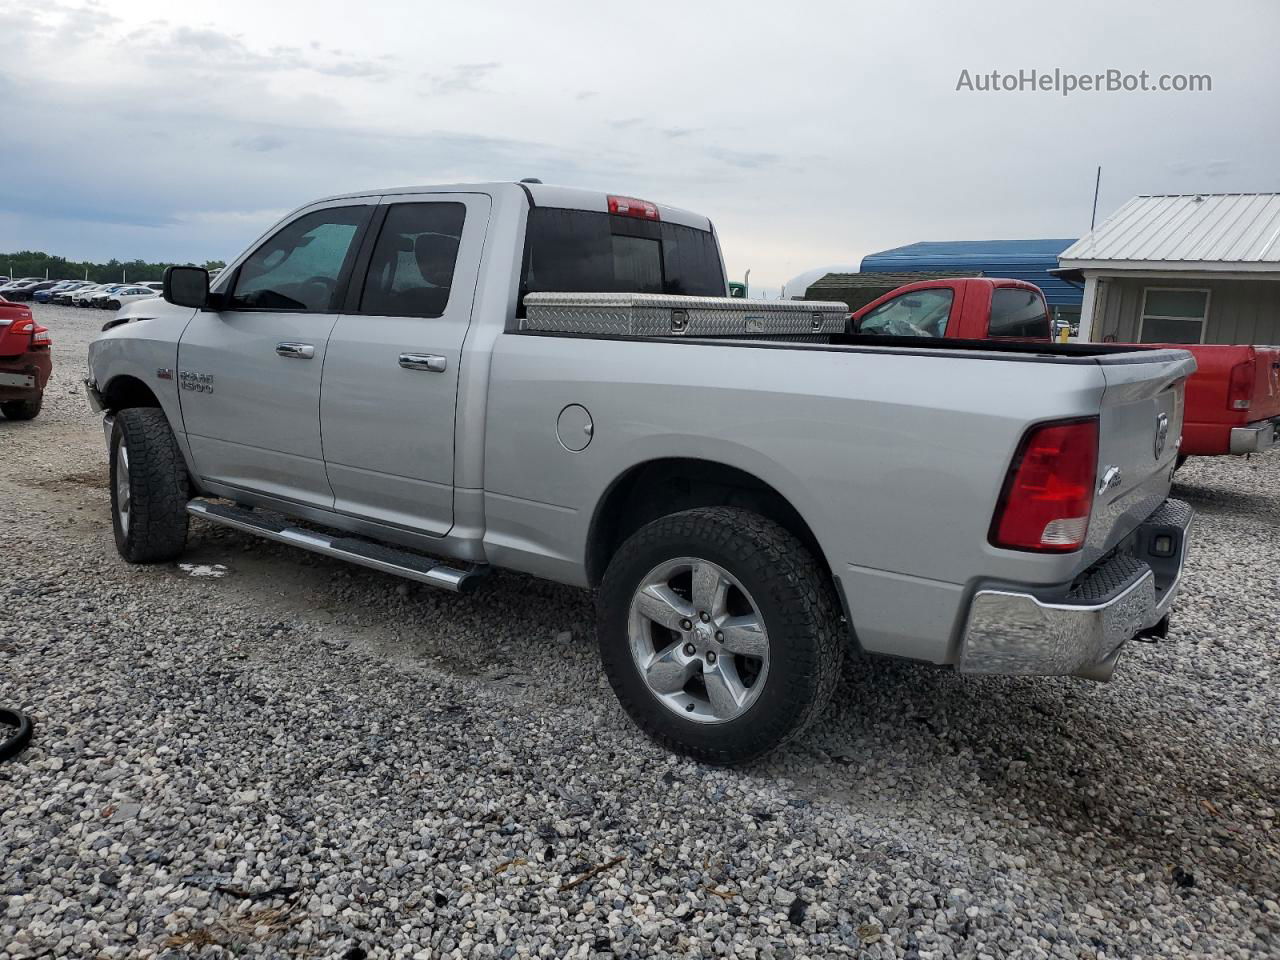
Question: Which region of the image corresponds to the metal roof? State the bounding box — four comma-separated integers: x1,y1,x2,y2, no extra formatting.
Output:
1060,193,1280,270
860,238,1081,307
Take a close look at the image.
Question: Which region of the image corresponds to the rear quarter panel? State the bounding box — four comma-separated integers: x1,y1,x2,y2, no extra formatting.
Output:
482,334,1115,663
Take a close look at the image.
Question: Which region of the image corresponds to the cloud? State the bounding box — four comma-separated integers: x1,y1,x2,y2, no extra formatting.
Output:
662,128,701,139
234,133,290,152
135,25,391,80
424,62,501,95
705,147,780,169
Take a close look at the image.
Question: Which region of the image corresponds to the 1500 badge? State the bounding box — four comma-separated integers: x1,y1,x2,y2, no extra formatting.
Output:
179,371,214,393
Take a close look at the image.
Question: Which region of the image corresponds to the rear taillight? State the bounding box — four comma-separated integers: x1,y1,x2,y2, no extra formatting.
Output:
8,317,34,336
607,195,660,221
31,325,51,348
1227,358,1255,411
990,418,1099,552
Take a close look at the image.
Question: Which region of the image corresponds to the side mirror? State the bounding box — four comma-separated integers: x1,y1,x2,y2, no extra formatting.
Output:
164,265,210,309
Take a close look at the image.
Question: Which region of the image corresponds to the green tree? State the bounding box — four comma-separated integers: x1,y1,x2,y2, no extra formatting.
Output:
2,251,225,285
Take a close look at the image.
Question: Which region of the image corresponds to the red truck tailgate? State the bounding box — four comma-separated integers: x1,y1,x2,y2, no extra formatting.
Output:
1149,344,1280,456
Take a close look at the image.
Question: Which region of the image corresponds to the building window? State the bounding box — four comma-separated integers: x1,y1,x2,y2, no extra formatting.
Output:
1139,288,1209,344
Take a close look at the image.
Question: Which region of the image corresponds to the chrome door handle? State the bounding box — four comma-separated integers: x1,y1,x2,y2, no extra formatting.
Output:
399,353,447,373
276,342,315,359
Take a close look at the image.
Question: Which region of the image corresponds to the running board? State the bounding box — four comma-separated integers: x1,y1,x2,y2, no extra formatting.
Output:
186,500,486,594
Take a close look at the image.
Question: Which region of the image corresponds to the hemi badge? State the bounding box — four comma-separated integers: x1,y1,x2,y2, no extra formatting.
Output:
156,368,173,380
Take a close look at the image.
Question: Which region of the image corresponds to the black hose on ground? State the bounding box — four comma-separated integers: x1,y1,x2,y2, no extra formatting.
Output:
0,708,33,761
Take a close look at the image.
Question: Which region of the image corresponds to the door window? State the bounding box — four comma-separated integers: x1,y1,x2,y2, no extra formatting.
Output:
988,288,1051,338
230,206,369,312
360,203,467,318
859,288,954,337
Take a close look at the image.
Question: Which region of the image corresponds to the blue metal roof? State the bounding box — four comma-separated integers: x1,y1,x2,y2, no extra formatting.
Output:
860,239,1082,307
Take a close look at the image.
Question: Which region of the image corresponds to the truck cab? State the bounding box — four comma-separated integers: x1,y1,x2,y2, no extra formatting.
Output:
851,277,1052,341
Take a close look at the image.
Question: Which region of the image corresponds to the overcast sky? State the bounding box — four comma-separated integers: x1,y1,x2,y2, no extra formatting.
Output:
2,0,1278,294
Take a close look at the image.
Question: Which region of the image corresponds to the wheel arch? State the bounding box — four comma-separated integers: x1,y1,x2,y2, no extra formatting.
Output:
584,457,838,598
101,373,162,411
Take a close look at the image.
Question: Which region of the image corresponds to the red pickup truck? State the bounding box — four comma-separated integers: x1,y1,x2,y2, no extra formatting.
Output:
850,277,1280,462
0,296,52,420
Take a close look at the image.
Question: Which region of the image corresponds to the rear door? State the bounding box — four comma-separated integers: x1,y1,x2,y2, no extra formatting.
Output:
178,200,375,507
319,193,491,536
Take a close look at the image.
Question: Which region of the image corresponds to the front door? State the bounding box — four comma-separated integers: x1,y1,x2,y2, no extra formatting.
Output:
178,200,375,507
320,193,491,536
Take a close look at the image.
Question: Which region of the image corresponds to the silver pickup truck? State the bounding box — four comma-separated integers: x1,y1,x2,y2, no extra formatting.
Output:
86,182,1195,764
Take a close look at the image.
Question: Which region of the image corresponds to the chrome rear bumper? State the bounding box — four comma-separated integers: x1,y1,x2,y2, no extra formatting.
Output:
959,499,1193,681
1230,417,1279,455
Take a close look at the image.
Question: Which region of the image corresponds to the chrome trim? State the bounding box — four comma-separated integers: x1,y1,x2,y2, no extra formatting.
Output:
1229,418,1278,455
399,353,448,373
959,498,1193,681
275,342,315,359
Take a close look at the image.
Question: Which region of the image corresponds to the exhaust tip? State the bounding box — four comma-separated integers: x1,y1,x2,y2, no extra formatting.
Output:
1073,647,1123,683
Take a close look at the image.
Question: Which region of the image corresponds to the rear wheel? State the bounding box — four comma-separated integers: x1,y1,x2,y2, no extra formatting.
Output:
110,408,190,562
597,506,843,765
0,394,42,420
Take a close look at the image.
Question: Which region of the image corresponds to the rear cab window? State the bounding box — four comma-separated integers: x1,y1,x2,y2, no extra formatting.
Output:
988,287,1051,339
519,207,725,312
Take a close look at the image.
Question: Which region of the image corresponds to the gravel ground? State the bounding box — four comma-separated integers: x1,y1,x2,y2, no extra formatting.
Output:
1,303,1277,960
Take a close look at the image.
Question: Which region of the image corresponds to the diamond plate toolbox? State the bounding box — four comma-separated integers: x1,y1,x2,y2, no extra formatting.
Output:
521,292,849,338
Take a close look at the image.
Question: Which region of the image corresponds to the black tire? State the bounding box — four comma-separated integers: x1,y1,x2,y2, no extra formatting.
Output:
1175,453,1188,471
597,506,844,765
110,408,190,563
0,394,42,420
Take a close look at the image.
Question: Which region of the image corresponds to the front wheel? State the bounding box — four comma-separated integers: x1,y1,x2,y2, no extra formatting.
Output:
110,408,190,562
597,506,844,765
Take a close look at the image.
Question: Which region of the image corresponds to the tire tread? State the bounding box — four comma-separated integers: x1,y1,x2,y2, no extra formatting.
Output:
112,408,189,563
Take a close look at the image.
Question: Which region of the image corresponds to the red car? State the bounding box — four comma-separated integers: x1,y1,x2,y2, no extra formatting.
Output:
0,296,52,420
849,277,1280,462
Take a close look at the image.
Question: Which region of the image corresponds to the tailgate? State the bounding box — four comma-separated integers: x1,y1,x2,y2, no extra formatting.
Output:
1249,346,1280,421
1088,350,1195,561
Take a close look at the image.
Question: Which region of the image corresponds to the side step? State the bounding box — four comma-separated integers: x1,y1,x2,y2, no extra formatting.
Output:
186,500,487,594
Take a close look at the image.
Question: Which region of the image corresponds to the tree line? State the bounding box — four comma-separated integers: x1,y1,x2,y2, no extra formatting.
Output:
2,250,227,285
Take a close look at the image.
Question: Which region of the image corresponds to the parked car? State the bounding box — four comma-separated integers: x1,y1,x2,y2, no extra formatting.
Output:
848,277,1280,463
137,281,165,291
0,279,43,299
34,280,85,303
3,280,61,302
86,182,1195,763
82,284,128,307
0,296,52,420
69,285,107,306
102,286,160,310
54,283,98,305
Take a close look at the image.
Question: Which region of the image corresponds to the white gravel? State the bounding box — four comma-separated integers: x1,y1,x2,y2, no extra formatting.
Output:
1,303,1277,959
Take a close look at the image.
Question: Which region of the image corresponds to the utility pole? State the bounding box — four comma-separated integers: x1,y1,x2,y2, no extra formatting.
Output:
1090,165,1102,231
